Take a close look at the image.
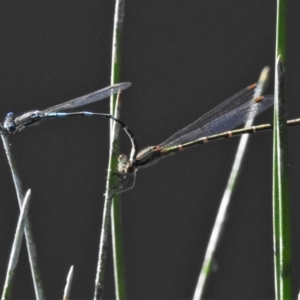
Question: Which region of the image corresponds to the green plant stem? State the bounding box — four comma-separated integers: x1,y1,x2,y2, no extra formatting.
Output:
93,1,126,299
272,56,292,299
272,2,292,298
110,1,127,299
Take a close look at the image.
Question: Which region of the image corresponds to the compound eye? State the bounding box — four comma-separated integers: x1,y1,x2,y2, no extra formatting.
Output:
118,154,128,164
7,124,16,133
6,112,15,120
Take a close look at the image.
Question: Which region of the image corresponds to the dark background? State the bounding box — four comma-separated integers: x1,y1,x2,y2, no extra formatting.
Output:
0,1,299,299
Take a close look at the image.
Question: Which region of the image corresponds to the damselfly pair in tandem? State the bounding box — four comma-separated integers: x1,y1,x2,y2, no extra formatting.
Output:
1,68,299,195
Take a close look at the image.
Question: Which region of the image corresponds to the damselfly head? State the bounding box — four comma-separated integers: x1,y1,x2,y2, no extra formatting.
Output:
117,154,135,174
3,112,17,133
118,154,129,173
118,154,128,164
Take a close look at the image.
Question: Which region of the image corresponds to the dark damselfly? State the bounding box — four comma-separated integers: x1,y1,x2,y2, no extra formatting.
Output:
113,73,300,195
0,82,137,152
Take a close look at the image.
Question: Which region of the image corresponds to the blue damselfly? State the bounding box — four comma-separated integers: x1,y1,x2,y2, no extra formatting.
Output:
0,82,130,133
0,82,137,152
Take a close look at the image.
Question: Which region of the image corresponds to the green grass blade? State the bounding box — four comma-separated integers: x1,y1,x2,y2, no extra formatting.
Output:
272,57,292,299
110,1,127,299
272,0,292,298
93,1,127,299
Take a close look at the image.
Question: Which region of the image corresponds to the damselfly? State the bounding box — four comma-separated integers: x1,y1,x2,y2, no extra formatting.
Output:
113,75,300,195
0,82,137,155
0,82,132,135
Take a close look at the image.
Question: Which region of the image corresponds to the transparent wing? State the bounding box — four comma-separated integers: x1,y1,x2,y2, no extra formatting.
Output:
42,82,131,113
160,84,273,147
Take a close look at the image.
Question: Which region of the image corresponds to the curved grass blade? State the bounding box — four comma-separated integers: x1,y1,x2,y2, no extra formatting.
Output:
1,190,31,300
193,67,270,299
62,265,74,300
1,136,45,300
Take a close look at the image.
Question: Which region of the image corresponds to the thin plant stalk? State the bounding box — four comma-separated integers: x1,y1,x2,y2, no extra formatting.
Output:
111,93,127,300
272,0,292,297
272,2,292,293
272,56,292,299
193,67,270,300
62,265,74,300
93,0,126,299
1,136,44,300
1,189,31,300
110,1,127,299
